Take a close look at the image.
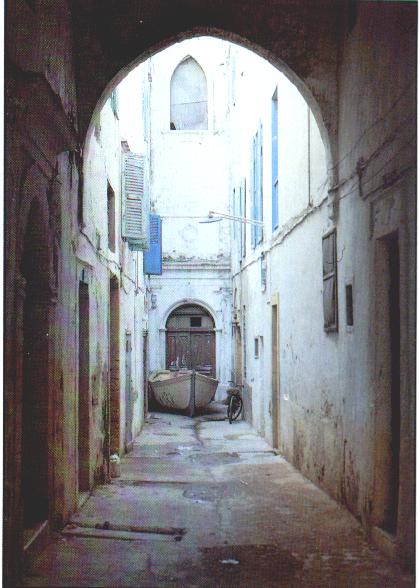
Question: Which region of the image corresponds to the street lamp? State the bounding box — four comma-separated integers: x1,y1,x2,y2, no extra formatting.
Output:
200,210,264,226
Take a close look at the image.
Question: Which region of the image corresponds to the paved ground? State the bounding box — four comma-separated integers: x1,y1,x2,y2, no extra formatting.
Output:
23,403,414,587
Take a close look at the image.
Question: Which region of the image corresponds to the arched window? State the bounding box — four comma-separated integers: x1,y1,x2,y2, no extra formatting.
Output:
170,57,208,130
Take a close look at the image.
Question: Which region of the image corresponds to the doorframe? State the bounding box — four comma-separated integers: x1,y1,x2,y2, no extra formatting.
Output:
271,293,280,449
369,179,413,567
162,300,218,376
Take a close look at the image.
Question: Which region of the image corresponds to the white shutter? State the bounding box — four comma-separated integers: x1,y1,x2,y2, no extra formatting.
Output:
122,152,149,250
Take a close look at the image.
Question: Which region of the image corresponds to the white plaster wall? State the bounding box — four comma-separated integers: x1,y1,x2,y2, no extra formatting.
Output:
136,38,235,392
227,7,415,563
148,265,232,398
148,38,232,261
227,44,328,438
81,97,147,458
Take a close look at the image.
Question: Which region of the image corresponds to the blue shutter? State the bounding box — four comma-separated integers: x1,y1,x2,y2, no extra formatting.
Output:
143,214,162,275
251,135,257,248
257,123,263,244
272,90,279,231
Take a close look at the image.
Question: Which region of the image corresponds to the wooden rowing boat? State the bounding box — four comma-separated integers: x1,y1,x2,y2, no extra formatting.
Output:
149,369,218,416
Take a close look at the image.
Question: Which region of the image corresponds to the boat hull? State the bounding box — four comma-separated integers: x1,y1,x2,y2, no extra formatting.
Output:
149,370,218,416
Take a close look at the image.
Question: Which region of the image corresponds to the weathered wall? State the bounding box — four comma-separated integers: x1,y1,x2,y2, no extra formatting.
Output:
5,0,79,580
82,99,146,458
230,0,416,571
334,2,416,568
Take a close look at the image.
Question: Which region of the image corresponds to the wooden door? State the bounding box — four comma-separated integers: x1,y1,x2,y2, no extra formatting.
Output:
166,332,190,369
191,332,216,377
166,304,216,377
271,301,280,449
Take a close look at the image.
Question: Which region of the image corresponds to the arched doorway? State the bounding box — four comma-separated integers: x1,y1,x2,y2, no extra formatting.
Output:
166,304,216,378
20,199,52,533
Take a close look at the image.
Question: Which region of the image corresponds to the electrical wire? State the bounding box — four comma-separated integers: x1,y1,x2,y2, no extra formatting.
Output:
79,229,144,293
330,78,415,171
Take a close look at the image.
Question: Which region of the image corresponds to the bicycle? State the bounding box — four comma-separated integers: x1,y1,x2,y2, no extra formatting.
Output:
226,381,243,423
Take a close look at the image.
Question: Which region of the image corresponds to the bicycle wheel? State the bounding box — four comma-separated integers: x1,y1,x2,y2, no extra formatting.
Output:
228,395,243,423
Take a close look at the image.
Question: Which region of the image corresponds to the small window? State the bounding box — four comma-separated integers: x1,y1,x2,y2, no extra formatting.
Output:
107,182,116,252
190,317,202,327
322,229,338,332
254,337,259,359
170,57,208,130
346,284,354,326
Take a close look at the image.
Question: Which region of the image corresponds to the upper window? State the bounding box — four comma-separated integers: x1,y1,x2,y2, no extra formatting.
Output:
170,57,208,130
322,229,338,332
271,88,279,231
251,123,263,248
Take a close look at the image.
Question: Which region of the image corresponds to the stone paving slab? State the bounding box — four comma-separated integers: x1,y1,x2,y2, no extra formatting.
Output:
23,406,414,587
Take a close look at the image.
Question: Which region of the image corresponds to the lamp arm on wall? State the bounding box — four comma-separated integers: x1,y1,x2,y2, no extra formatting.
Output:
208,210,264,226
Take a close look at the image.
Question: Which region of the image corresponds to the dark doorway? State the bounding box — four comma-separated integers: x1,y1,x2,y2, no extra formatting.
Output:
271,300,280,449
143,330,149,418
166,304,216,377
109,276,120,454
373,232,401,535
78,281,91,492
21,201,50,530
125,331,134,451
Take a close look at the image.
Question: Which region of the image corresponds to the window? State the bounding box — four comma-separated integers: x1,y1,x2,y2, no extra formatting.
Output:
241,178,246,259
122,151,149,250
107,182,115,252
190,317,202,327
271,89,279,231
251,124,263,248
254,337,259,359
322,229,338,332
170,57,208,130
346,284,354,326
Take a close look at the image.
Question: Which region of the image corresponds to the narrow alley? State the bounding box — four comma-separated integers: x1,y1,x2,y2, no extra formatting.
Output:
5,2,416,585
23,405,412,587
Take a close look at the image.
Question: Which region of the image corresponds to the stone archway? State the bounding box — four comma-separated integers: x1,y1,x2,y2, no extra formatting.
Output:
74,3,339,177
11,164,57,560
20,200,51,530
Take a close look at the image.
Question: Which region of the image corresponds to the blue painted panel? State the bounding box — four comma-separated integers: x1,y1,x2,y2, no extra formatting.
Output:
272,90,279,231
143,214,162,275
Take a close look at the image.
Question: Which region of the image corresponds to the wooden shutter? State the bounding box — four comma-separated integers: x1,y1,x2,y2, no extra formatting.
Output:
251,135,257,248
322,229,338,331
122,152,149,250
143,214,162,275
257,122,264,244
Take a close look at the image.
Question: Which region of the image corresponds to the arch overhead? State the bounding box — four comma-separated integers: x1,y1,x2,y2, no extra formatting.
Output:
74,1,339,172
